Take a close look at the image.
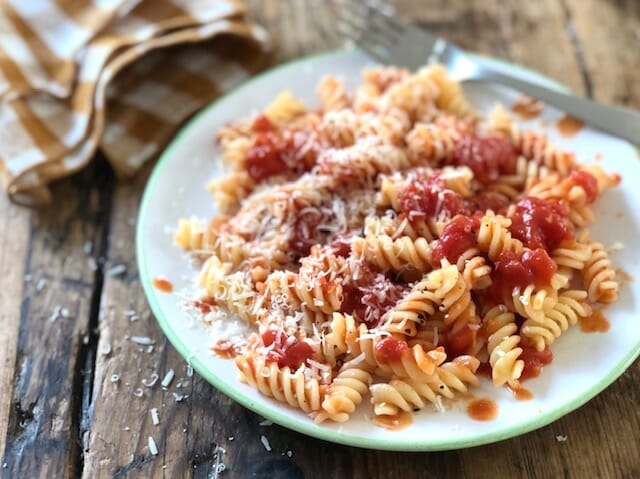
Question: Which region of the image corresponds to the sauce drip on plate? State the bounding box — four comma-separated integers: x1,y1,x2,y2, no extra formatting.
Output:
372,410,413,431
556,114,584,138
579,309,610,333
467,398,499,421
509,386,534,401
152,276,173,293
511,96,544,120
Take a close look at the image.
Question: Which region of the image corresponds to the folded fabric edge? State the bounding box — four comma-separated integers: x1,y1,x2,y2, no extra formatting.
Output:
6,20,270,207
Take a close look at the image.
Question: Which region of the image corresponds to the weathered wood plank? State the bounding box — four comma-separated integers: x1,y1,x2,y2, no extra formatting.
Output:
0,189,30,463
390,0,586,93
1,161,112,479
564,0,640,107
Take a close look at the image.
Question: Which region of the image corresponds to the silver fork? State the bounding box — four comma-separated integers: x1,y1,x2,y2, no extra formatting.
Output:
336,2,640,145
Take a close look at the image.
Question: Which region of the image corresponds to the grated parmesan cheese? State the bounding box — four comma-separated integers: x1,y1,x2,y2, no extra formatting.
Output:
161,369,175,388
260,435,272,452
148,436,159,456
608,241,624,252
35,278,47,292
151,408,160,426
106,264,127,277
142,373,159,388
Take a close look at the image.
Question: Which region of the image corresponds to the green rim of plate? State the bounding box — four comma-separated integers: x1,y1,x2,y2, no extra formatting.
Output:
137,49,640,451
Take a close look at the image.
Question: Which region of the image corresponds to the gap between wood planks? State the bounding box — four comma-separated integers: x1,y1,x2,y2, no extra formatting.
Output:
559,0,594,98
74,162,115,477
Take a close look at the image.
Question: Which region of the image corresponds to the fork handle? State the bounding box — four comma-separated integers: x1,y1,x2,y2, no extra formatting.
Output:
479,70,640,145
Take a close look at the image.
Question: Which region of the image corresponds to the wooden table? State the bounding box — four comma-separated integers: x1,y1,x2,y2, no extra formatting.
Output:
1,1,639,477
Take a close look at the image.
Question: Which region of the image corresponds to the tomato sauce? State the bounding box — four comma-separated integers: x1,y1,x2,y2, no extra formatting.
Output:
152,276,173,293
511,96,544,120
444,324,477,358
211,339,240,359
262,330,313,370
509,386,534,401
452,135,517,184
556,114,584,138
579,309,610,333
327,233,353,258
245,129,317,182
398,175,466,222
245,132,290,182
519,346,553,381
467,191,510,214
487,249,557,305
374,336,408,364
432,213,481,264
252,114,275,132
569,170,598,204
339,264,406,327
290,209,323,258
372,410,413,431
467,398,499,421
193,297,216,314
476,362,492,379
509,197,574,250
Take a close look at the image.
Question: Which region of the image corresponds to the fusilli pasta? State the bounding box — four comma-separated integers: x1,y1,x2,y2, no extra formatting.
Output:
175,64,621,427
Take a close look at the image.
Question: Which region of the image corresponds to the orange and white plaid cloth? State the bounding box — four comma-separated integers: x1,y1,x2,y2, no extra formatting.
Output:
0,0,269,206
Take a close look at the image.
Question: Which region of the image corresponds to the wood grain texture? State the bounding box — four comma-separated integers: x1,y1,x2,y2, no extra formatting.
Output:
564,0,640,106
0,190,29,463
0,1,639,478
1,161,113,479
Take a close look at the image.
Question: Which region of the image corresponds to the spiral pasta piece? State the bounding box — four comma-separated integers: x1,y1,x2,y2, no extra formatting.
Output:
380,275,440,336
521,290,591,351
427,263,474,330
527,174,594,227
320,312,359,366
317,75,351,112
494,155,550,191
356,109,412,145
512,285,557,324
380,69,440,121
319,109,358,147
174,217,217,253
211,233,251,268
235,355,323,413
352,234,432,274
488,105,575,176
324,314,447,380
424,64,472,116
369,355,480,416
551,240,592,270
264,90,306,124
363,214,422,240
207,171,255,212
406,123,458,164
583,242,618,304
477,213,524,261
483,306,524,387
317,140,410,181
314,366,372,423
457,249,492,290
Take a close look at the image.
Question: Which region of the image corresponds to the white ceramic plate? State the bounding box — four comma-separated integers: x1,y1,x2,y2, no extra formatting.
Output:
137,50,640,451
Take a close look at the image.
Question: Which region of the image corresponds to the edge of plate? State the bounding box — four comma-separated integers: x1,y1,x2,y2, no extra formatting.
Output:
136,48,640,451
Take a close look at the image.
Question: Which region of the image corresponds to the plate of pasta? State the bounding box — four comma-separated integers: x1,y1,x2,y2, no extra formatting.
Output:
137,49,640,451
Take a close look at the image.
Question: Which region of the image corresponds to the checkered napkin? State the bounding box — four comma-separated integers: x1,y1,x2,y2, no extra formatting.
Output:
0,0,269,206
